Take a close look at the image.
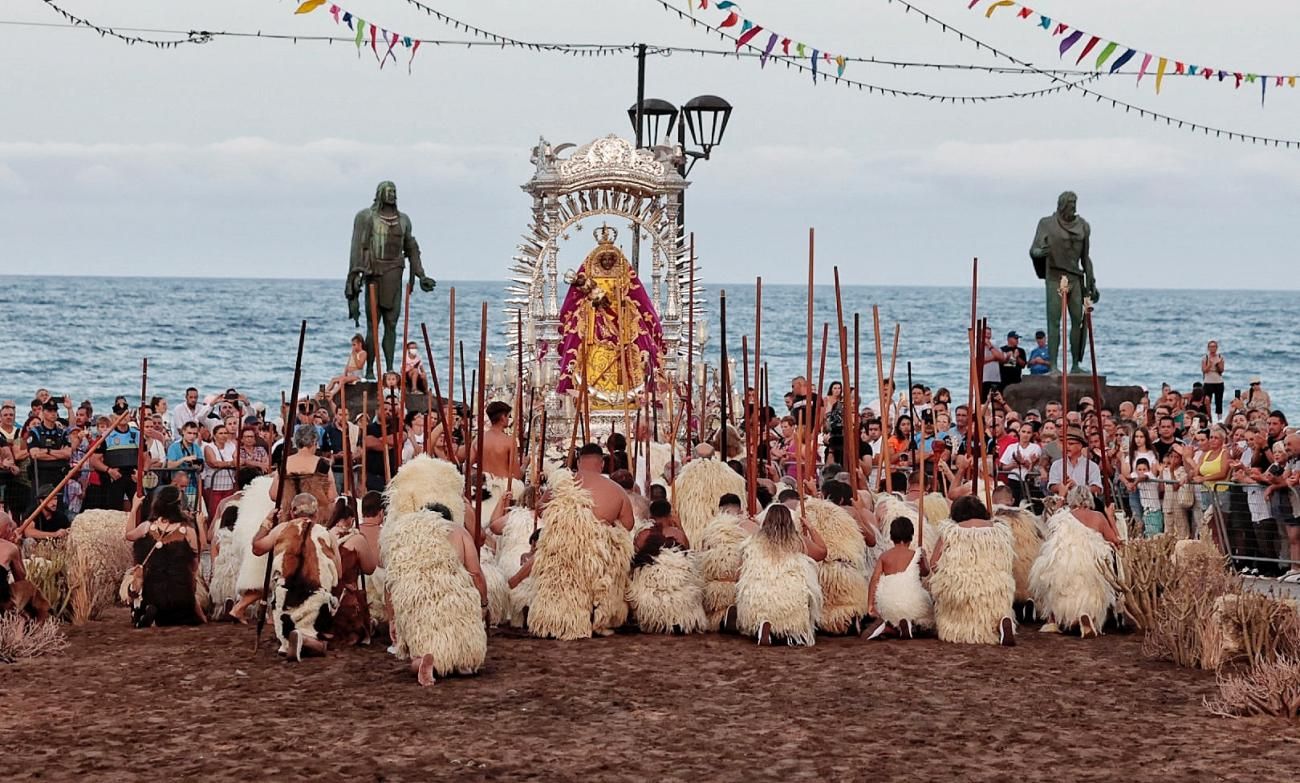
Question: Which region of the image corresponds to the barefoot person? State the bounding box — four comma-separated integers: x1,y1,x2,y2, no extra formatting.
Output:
123,487,205,628
1030,485,1121,637
325,498,378,647
929,495,1017,646
735,504,824,646
251,493,341,661
325,335,367,399
866,516,932,640
381,502,488,686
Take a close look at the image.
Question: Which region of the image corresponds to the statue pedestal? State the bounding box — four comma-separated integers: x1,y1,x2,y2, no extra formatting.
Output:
1002,373,1144,415
340,382,460,416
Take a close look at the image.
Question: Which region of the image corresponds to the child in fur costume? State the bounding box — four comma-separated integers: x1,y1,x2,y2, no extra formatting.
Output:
866,516,933,640
736,504,823,646
1030,485,1121,637
252,493,341,661
929,496,1017,646
698,494,749,631
381,503,488,686
628,500,706,634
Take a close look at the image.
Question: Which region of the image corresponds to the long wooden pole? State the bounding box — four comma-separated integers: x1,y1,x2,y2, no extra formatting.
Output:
810,321,829,479
473,302,488,551
420,322,456,462
1059,276,1070,436
448,286,456,452
742,335,755,515
17,409,133,535
872,306,888,493
1085,302,1112,503
359,391,368,492
799,228,814,511
135,357,148,499
511,309,524,495
853,312,861,491
459,340,469,465
751,275,763,514
397,278,413,468
369,284,391,484
718,289,729,460
341,391,354,500
255,319,307,652
832,268,852,488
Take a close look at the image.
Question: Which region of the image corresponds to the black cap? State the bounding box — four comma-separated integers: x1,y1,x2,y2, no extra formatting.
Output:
1006,331,1020,339
1035,330,1046,339
40,400,59,411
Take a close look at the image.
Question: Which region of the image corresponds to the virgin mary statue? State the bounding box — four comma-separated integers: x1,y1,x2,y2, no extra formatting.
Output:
554,226,664,408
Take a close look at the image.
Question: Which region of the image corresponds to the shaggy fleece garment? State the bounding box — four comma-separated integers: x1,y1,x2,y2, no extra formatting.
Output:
993,505,1044,605
930,520,1016,645
478,548,513,627
736,536,822,646
1029,509,1116,631
875,549,934,629
271,521,339,650
234,476,276,595
628,547,707,634
207,528,239,613
592,524,633,634
384,455,467,522
697,512,749,630
873,494,943,553
801,499,870,634
382,510,487,675
526,470,605,640
673,459,746,548
66,509,133,616
495,507,541,628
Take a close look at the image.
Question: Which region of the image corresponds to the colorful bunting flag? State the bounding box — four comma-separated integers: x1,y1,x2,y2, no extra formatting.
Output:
294,2,422,71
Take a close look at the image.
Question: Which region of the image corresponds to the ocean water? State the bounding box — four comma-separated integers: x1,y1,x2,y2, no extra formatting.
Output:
3,275,1297,416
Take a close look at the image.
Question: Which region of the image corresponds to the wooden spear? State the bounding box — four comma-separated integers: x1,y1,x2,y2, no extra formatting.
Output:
397,277,413,468
369,284,391,484
473,302,488,551
872,305,888,493
254,319,307,653
420,322,456,462
686,233,696,452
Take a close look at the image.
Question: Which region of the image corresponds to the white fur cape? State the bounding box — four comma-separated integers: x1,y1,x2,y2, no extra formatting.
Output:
1029,508,1116,632
628,547,707,634
234,475,276,595
735,535,822,646
526,470,605,640
929,519,1015,645
801,499,870,634
697,511,750,630
673,458,745,548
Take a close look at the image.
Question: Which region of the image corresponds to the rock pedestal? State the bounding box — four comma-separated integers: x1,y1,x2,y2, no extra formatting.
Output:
1002,373,1144,415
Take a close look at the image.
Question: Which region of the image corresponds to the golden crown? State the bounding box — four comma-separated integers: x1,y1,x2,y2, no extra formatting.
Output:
594,224,618,245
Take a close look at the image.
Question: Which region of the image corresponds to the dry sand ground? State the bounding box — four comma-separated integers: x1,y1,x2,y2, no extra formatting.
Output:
5,608,1299,782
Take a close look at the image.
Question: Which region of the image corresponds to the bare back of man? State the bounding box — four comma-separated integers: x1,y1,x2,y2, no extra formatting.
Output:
480,429,520,479
575,470,634,530
1070,506,1122,547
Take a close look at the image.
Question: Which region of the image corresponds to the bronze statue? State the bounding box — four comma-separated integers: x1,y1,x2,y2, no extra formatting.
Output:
1029,191,1098,374
346,181,435,379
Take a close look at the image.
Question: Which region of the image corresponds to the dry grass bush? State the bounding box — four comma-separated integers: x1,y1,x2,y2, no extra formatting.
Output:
1206,657,1300,721
1141,553,1241,669
24,541,72,620
67,552,117,625
0,611,68,663
1216,592,1300,666
1107,536,1179,631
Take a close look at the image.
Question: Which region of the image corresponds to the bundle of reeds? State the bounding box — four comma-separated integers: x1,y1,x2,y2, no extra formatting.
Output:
1106,535,1178,631
1206,656,1300,721
25,540,71,621
0,612,68,663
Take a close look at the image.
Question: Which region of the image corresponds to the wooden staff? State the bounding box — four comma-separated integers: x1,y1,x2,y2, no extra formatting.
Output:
531,406,548,534
742,334,755,515
359,390,368,492
750,274,764,513
853,312,861,491
966,258,980,479
368,284,392,485
459,340,470,463
1059,275,1071,433
1085,301,1113,504
974,317,994,509
798,228,814,512
883,322,902,490
568,305,591,466
135,357,148,499
515,309,526,465
809,321,829,482
917,409,926,550
397,277,413,468
255,319,307,652
473,302,488,551
686,233,696,452
872,306,888,493
420,322,456,462
448,286,456,445
718,289,729,460
832,268,852,488
423,376,433,458
667,373,678,503
906,361,917,466
341,391,354,499
16,409,132,536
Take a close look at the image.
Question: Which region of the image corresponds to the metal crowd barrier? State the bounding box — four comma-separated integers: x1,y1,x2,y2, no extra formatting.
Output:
1201,481,1297,574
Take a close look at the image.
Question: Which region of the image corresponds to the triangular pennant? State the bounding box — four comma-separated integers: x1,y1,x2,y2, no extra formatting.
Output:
1074,35,1099,65
718,11,739,28
1094,41,1119,70
1109,48,1136,74
1058,30,1083,58
294,0,327,14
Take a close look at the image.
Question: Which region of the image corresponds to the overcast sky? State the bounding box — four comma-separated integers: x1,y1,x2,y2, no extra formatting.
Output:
3,0,1299,288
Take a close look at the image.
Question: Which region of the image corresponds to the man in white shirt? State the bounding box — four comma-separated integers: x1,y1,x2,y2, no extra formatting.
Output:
999,425,1042,504
171,387,209,433
1048,427,1103,500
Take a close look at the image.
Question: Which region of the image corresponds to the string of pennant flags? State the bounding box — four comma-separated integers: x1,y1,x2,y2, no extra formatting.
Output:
40,0,212,48
292,0,423,72
967,0,1295,104
881,0,1300,147
665,0,1099,102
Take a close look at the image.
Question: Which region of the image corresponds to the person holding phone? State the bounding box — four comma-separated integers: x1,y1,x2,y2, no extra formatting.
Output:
1201,341,1226,419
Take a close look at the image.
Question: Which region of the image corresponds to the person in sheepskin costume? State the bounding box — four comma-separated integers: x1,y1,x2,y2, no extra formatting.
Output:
801,487,871,635
697,494,750,631
572,444,634,636
989,486,1045,623
381,501,488,686
736,503,823,646
1029,485,1122,637
252,493,340,661
866,516,933,639
228,475,277,623
490,486,542,628
929,495,1017,646
672,456,746,548
527,466,612,640
627,499,707,634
